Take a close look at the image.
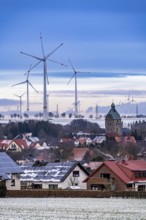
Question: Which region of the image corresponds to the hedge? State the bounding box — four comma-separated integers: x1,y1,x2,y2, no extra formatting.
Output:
6,190,146,198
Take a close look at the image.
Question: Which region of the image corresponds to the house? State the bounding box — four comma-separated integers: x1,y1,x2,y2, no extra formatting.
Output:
6,139,29,152
0,152,23,190
105,103,122,138
115,136,136,144
0,139,30,152
20,161,89,190
84,160,146,191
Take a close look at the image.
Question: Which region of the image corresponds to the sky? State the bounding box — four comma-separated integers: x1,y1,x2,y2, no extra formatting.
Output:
0,0,146,115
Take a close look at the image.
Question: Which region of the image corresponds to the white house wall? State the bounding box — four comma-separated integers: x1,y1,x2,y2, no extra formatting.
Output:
6,174,21,190
61,165,87,189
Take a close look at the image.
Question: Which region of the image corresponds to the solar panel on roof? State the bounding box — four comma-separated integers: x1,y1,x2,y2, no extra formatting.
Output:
0,152,22,178
20,161,77,182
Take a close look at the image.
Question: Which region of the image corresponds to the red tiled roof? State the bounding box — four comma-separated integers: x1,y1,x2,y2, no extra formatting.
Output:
60,138,73,143
118,160,146,171
0,140,11,149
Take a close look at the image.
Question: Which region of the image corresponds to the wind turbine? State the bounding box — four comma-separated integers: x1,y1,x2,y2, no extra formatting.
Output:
20,33,64,121
123,93,131,117
12,66,38,118
130,95,137,116
14,93,25,118
67,59,90,118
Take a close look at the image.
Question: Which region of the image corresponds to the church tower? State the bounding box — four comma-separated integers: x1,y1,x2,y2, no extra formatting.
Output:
105,103,122,138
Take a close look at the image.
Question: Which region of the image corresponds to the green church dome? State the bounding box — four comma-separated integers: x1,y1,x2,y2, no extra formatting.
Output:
106,103,121,120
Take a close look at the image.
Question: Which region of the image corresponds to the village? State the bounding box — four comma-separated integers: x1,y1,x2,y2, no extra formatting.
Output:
0,102,146,195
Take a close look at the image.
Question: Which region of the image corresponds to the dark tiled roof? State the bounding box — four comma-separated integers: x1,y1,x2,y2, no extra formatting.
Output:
20,161,86,182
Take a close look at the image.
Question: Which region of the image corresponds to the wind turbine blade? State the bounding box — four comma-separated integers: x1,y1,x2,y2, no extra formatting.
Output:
24,60,42,75
21,92,26,97
40,32,45,57
67,73,75,85
68,59,76,73
28,82,38,93
20,52,43,61
11,81,26,87
45,43,63,59
14,94,19,98
48,58,67,67
26,64,32,79
24,64,32,76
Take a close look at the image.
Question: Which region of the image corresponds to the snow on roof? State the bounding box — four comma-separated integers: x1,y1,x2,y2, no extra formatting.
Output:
93,136,106,143
20,161,78,183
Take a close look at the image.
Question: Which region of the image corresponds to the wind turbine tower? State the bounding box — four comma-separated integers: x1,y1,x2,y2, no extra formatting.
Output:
20,33,64,121
12,66,38,118
95,104,98,119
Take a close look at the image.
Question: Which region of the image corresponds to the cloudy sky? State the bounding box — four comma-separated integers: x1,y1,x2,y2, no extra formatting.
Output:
0,0,146,114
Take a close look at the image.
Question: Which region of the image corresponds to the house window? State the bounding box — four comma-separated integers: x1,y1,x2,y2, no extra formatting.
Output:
127,183,132,188
11,179,15,186
73,171,79,177
135,172,144,178
32,183,42,189
91,184,105,191
49,184,58,190
100,173,110,179
138,185,145,191
11,144,16,150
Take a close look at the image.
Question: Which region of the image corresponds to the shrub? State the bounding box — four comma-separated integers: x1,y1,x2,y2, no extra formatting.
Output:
0,180,7,197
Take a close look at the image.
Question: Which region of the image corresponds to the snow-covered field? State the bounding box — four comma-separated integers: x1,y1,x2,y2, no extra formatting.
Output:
0,198,146,220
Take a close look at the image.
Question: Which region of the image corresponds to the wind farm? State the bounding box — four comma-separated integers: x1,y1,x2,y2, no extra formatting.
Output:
0,26,146,123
